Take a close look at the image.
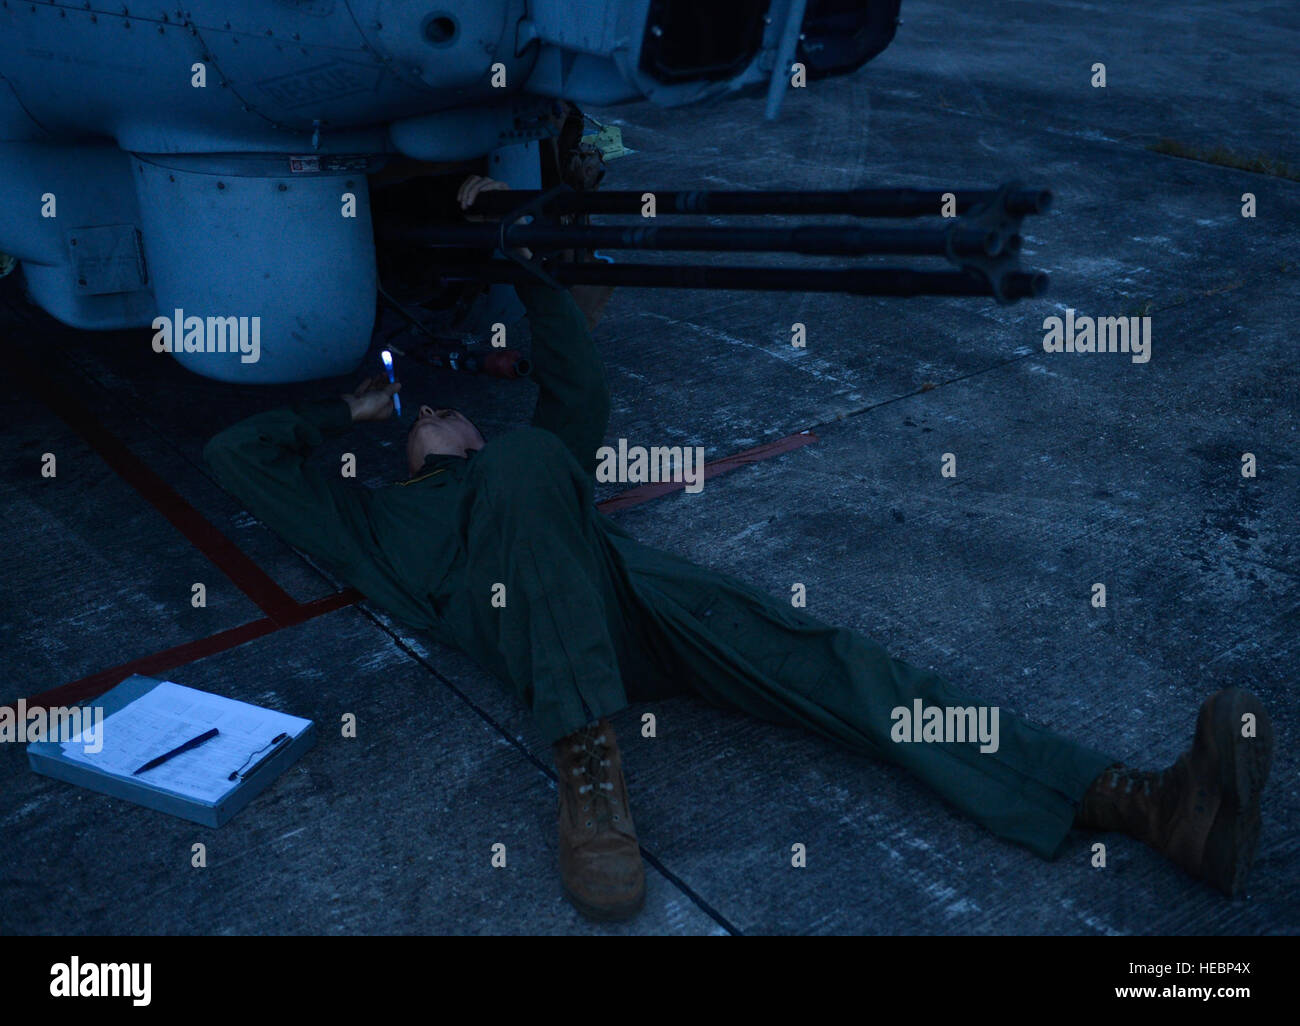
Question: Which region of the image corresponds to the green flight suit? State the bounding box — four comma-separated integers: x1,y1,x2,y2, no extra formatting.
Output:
205,283,1116,860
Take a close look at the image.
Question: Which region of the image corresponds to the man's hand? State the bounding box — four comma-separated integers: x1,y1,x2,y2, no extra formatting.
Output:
458,174,510,220
342,374,400,422
458,174,532,259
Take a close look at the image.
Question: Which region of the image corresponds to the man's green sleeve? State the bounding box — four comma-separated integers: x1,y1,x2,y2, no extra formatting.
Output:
517,282,611,475
203,398,374,576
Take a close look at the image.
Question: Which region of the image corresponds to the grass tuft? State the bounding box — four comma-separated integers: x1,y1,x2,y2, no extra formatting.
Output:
1148,138,1300,182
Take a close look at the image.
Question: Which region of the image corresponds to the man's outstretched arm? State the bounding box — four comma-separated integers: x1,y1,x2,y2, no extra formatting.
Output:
203,376,399,576
518,280,612,475
455,174,611,475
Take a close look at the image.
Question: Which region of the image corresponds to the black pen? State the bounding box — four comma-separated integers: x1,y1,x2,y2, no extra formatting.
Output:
133,727,219,775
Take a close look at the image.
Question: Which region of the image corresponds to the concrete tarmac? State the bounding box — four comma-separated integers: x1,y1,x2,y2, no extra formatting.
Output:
1,0,1295,934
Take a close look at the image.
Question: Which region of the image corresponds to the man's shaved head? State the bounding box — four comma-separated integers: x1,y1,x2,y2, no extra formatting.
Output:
407,405,485,476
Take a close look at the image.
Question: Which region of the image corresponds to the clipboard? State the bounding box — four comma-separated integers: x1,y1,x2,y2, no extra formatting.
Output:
27,674,316,828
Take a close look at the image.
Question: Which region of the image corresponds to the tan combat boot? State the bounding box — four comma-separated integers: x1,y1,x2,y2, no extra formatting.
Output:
1076,688,1273,896
552,719,645,921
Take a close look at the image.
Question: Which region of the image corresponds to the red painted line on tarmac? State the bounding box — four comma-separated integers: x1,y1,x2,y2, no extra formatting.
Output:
15,590,361,711
14,347,303,623
596,429,819,513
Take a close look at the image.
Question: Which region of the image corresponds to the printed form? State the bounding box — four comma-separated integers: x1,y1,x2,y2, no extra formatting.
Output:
62,682,310,804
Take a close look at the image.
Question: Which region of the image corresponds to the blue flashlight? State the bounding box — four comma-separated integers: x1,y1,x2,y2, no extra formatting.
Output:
381,349,401,417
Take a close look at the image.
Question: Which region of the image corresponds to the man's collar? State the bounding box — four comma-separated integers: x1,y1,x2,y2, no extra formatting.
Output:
421,452,463,473
412,446,482,476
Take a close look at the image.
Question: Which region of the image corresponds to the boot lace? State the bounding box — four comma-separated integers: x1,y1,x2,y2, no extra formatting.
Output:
568,727,622,831
1081,762,1182,837
1102,765,1161,795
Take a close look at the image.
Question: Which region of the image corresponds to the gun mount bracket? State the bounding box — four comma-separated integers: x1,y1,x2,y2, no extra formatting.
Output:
496,183,573,289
